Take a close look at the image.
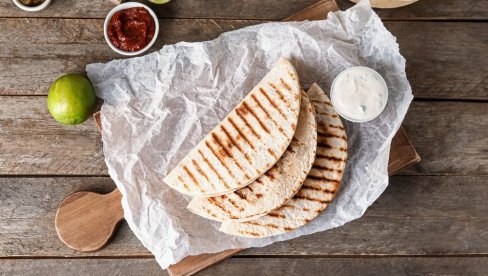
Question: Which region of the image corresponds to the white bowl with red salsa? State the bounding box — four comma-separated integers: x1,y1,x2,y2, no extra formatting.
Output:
104,2,159,56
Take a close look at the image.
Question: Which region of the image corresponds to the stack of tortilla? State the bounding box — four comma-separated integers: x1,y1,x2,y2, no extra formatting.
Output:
164,58,348,238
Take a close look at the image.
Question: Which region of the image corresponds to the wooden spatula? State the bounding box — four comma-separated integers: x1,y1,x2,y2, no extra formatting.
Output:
55,189,124,252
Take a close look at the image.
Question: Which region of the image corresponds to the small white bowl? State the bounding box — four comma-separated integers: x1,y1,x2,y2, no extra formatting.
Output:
104,2,159,56
330,66,388,123
12,0,51,12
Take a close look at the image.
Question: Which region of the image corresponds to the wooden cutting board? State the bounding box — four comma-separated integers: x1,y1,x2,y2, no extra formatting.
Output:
55,1,420,275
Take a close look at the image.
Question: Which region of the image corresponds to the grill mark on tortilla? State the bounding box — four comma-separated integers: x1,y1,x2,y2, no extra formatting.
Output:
254,178,264,186
251,94,286,137
311,99,332,107
317,142,334,149
211,132,247,174
201,206,218,218
315,154,347,162
301,185,335,194
245,221,279,229
255,193,263,199
191,160,209,182
294,194,331,204
302,207,310,212
177,176,190,191
283,226,294,231
267,212,286,218
198,149,227,190
281,203,295,209
307,175,341,185
317,123,345,133
236,107,261,139
269,82,290,111
242,101,270,134
228,117,255,151
265,169,276,180
317,142,346,152
205,141,236,186
234,190,247,200
220,124,252,163
288,71,297,81
316,111,339,118
312,165,343,174
315,111,329,116
247,185,254,192
327,124,345,130
280,77,292,91
267,148,277,159
222,195,244,212
211,133,234,159
259,87,288,121
208,197,237,219
182,166,204,192
239,230,260,237
317,130,347,140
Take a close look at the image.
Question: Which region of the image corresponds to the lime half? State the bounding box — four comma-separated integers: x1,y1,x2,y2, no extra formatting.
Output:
47,74,96,125
148,0,171,4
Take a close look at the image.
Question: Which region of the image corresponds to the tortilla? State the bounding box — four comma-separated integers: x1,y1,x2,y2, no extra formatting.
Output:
187,90,317,222
163,58,301,197
219,83,347,237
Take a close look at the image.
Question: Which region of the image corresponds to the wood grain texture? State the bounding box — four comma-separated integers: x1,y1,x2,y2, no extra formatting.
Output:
0,258,166,276
0,0,486,20
0,99,483,175
0,96,106,175
203,257,488,276
1,19,486,100
0,18,254,96
0,177,148,257
1,175,487,257
1,257,488,276
391,22,488,101
400,102,488,176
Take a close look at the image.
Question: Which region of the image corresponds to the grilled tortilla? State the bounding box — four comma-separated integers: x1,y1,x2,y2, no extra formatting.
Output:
187,90,317,222
164,58,301,197
220,83,347,237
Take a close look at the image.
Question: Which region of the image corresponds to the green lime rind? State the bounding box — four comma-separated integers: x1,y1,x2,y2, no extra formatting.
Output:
47,74,96,125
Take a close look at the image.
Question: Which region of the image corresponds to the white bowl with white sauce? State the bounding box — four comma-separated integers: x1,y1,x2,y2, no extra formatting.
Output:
330,66,388,123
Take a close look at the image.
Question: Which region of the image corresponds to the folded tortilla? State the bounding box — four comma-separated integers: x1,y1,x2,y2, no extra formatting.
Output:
220,83,347,237
187,90,317,221
163,58,301,197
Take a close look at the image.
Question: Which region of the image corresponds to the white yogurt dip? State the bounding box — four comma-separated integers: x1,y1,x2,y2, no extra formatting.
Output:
331,66,388,123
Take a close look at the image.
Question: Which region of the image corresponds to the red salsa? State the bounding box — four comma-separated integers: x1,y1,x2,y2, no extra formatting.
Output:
107,7,156,52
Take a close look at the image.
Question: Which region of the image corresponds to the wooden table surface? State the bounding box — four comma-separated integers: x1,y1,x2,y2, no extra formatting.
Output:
1,0,487,275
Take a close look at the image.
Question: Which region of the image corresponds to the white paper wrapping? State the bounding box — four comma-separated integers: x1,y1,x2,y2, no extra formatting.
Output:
86,0,413,269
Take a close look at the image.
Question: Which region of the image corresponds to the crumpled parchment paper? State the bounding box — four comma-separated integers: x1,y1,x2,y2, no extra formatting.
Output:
86,0,413,269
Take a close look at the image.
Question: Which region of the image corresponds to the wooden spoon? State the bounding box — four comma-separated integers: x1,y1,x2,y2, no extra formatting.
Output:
55,189,124,252
349,0,419,9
